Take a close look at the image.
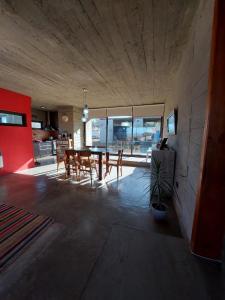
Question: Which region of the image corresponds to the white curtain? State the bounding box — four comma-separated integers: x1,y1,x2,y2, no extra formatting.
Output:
88,104,164,119
88,108,107,120
107,106,132,117
133,104,164,117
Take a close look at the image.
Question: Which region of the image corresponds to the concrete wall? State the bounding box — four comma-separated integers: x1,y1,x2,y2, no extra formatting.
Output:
58,106,74,135
58,106,83,148
32,108,47,127
163,0,214,240
73,107,83,148
32,109,58,130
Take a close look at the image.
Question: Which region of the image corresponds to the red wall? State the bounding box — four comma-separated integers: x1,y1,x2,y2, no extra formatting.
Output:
0,88,34,174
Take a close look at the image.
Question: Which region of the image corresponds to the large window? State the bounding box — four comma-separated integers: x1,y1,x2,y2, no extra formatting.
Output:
85,105,164,156
0,111,26,126
86,118,107,147
107,117,132,154
133,118,161,155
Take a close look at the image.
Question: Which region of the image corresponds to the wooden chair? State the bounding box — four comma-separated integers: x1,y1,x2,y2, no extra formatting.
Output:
56,148,66,172
70,153,80,180
104,150,123,180
56,139,72,171
78,151,98,186
64,151,80,179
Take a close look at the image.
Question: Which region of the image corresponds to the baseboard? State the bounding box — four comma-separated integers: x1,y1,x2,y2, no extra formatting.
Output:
191,251,222,264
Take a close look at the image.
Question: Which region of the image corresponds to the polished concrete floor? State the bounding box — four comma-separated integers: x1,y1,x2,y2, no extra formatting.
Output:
0,164,224,300
34,154,150,167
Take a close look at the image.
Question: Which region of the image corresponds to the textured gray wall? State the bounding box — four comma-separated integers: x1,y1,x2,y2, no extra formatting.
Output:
58,106,83,147
32,108,47,127
163,0,214,240
58,106,74,136
73,107,83,148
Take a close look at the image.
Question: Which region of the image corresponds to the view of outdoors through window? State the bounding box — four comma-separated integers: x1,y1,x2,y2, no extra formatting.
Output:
108,117,132,154
133,118,161,154
0,111,25,126
86,118,106,147
86,116,161,155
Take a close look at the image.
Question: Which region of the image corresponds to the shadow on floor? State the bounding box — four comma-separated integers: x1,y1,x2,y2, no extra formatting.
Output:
1,166,224,300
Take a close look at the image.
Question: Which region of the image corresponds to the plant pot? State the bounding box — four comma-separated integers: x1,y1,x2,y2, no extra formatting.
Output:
151,202,168,221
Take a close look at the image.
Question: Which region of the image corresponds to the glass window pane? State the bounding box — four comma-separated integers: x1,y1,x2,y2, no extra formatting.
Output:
0,111,25,126
107,117,132,154
133,117,161,155
32,121,42,129
86,118,107,147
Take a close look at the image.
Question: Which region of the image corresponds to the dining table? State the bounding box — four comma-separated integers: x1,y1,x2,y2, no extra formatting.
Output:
65,147,112,180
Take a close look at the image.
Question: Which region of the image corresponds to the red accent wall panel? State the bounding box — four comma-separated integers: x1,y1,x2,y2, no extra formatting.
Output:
0,88,34,174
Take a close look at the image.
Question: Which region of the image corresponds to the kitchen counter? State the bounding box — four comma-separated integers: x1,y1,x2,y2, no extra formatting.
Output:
33,140,56,158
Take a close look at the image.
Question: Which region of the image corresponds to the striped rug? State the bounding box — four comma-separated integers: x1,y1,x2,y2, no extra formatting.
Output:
0,203,53,271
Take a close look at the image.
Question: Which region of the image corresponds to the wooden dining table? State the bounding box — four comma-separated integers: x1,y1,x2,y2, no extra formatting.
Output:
65,147,111,180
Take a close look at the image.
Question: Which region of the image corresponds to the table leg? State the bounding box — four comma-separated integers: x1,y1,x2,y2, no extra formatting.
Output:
106,152,109,175
98,152,102,180
66,156,70,176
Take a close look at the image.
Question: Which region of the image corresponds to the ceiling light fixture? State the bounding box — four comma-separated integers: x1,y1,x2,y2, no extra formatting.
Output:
81,112,87,123
83,104,88,115
81,88,89,122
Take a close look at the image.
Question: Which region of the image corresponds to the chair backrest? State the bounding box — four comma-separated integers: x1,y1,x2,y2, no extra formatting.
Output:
72,153,80,166
56,147,67,164
56,146,64,158
78,151,92,167
63,149,79,165
79,150,91,157
56,140,70,159
118,150,123,165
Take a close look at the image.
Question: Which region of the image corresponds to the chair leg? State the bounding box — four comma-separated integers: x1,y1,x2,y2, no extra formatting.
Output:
95,165,98,177
90,169,93,186
120,166,122,176
65,164,68,179
75,167,78,180
109,165,112,174
117,166,119,180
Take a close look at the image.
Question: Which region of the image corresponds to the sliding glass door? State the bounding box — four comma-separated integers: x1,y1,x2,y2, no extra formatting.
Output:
86,115,162,155
133,117,161,155
107,117,132,154
86,118,107,147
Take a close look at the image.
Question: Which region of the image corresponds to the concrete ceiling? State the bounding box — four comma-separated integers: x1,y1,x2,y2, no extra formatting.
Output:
0,0,199,109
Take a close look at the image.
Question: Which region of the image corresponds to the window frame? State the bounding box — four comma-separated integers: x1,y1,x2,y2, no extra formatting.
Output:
85,116,163,156
0,110,27,127
132,116,162,155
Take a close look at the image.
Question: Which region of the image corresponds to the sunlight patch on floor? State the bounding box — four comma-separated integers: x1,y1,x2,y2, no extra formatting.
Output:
16,161,139,189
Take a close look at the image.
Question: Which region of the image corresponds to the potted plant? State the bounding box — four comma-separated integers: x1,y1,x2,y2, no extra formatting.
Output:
146,157,172,221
